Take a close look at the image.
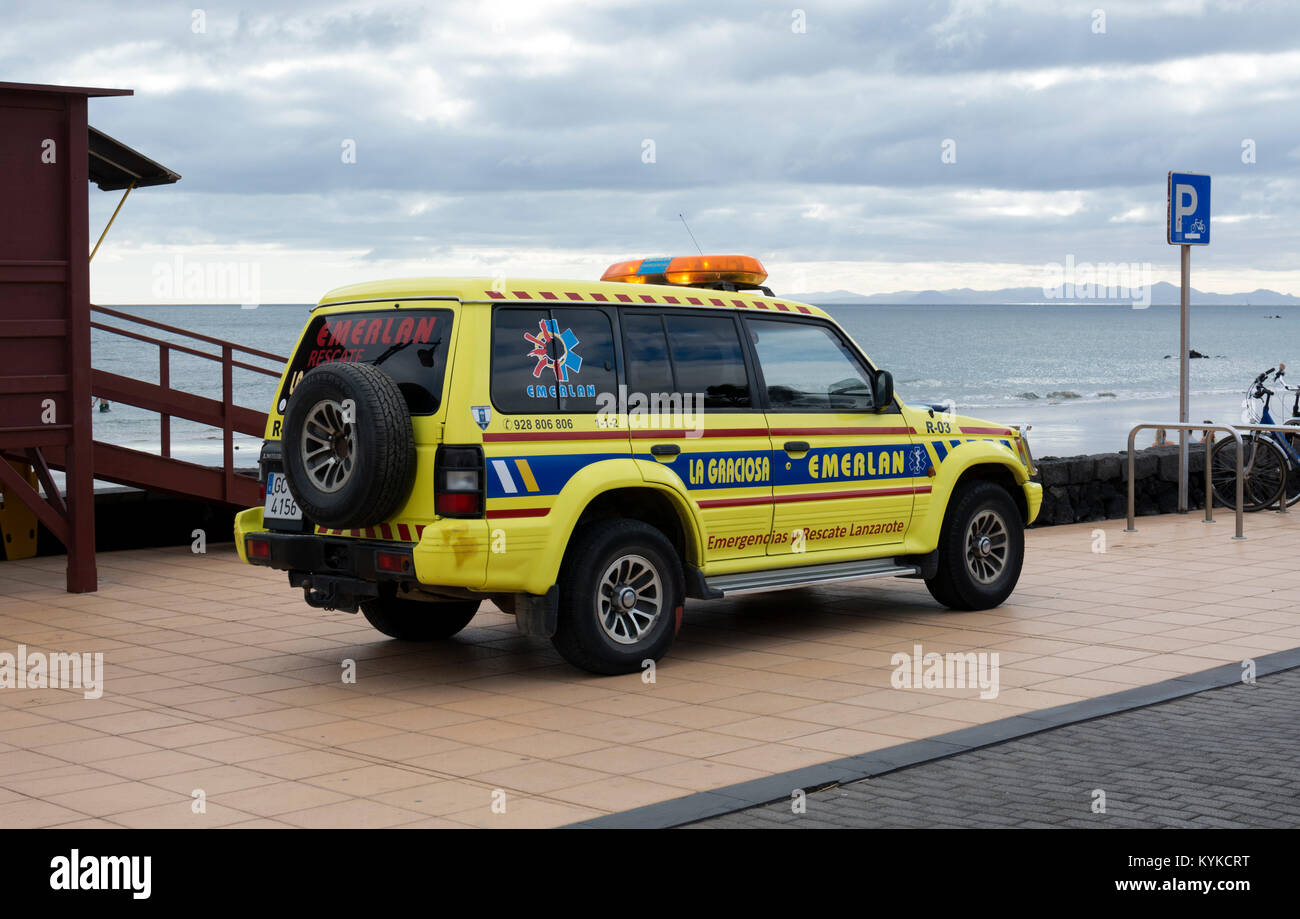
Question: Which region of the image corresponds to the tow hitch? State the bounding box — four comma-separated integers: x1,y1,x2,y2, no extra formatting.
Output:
288,571,379,613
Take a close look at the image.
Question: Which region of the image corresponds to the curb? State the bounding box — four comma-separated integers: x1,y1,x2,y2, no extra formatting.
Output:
566,646,1300,828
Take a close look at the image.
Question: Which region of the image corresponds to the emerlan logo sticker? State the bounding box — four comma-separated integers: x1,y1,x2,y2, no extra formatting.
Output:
471,405,492,430
525,319,582,382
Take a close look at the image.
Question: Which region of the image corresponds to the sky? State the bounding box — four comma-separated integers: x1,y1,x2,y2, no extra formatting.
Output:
6,0,1300,303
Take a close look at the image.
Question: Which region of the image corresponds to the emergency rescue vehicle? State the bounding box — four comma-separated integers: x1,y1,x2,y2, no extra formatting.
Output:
236,256,1041,674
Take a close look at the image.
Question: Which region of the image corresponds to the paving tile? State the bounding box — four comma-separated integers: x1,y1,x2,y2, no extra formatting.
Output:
277,798,427,829
2,518,1297,829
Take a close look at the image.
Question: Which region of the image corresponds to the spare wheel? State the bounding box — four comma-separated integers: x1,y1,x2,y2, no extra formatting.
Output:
281,361,416,529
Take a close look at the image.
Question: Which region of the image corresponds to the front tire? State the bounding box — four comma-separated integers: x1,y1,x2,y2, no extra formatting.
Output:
551,520,684,675
360,590,480,640
925,481,1024,611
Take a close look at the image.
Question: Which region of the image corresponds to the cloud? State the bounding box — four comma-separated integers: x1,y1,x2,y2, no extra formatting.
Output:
3,0,1296,299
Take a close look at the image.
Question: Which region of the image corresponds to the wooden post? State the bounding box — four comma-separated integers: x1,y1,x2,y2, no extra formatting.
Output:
159,344,170,458
64,92,97,592
223,343,233,503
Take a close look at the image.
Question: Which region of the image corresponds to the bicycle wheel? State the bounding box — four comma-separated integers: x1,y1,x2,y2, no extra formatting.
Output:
1211,435,1287,511
1283,420,1300,507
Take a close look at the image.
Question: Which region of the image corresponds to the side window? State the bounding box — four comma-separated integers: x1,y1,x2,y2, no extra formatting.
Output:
492,307,553,413
550,308,617,412
745,318,875,412
490,306,617,413
663,313,752,410
622,313,674,395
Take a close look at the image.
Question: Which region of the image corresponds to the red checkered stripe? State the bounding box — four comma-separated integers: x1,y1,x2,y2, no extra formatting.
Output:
483,289,812,313
314,523,425,542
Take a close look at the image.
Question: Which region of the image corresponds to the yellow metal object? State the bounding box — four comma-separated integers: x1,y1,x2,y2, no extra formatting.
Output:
0,461,40,560
89,181,135,263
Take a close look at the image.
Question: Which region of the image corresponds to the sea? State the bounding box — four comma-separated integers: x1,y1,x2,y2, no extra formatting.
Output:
89,302,1297,463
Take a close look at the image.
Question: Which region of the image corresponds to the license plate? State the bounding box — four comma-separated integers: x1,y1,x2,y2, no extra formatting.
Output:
264,472,302,522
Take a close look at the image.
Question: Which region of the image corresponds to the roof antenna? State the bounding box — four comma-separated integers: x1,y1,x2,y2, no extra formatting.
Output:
679,213,704,255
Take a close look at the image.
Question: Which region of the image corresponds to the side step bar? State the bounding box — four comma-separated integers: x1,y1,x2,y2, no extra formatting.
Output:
701,557,920,598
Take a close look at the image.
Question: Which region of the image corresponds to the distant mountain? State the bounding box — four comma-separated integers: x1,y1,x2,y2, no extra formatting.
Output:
781,282,1300,306
777,289,872,303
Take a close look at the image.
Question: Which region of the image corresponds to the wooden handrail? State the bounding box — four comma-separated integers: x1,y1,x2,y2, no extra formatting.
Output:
86,306,287,502
90,303,288,364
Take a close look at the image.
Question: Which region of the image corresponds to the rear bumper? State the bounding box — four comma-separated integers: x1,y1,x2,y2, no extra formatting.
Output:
234,506,490,589
243,529,416,581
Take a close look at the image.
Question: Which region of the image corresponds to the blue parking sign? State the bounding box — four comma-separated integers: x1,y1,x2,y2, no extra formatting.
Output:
1168,172,1210,245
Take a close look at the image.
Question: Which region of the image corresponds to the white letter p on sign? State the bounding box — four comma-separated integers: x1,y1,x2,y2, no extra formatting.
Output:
1174,184,1198,233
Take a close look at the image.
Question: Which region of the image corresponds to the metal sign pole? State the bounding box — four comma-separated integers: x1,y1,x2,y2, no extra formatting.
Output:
1179,243,1190,512
1167,170,1209,516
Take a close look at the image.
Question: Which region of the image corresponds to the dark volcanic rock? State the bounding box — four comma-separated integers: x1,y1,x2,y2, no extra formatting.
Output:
1033,446,1211,527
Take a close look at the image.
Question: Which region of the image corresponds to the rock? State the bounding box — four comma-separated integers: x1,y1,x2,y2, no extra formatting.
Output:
1038,459,1070,487
1067,455,1096,485
1045,486,1075,525
1096,454,1122,481
1156,449,1181,482
1120,452,1158,481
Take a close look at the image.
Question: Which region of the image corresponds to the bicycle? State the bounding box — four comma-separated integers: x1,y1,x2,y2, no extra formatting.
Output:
1209,365,1300,511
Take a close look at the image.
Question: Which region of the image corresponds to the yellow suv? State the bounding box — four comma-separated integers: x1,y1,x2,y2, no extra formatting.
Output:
236,256,1041,674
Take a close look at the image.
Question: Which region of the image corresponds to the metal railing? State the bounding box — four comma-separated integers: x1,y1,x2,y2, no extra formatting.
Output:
1126,422,1244,539
87,305,287,503
1126,421,1300,539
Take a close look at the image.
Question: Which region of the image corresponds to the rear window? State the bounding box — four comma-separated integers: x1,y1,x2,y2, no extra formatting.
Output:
278,308,453,415
491,306,617,413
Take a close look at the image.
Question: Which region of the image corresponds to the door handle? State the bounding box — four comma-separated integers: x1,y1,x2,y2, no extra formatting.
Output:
650,444,680,457
783,441,810,453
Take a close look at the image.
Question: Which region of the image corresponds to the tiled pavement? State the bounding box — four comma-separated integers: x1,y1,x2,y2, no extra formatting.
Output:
1,510,1298,828
689,665,1300,828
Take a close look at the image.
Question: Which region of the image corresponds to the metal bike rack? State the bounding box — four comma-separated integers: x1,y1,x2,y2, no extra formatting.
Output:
1126,423,1244,539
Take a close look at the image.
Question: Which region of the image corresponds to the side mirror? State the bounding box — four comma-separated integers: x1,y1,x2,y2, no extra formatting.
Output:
873,370,894,412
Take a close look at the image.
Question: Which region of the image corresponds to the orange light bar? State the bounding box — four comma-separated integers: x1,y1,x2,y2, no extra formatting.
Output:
601,255,768,288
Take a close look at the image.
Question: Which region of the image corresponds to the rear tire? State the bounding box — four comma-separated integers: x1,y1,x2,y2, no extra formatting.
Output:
925,481,1024,611
361,590,480,640
1211,435,1287,512
551,520,683,675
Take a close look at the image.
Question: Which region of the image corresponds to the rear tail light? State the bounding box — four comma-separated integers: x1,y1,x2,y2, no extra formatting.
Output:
375,550,413,574
435,445,484,518
246,536,271,560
